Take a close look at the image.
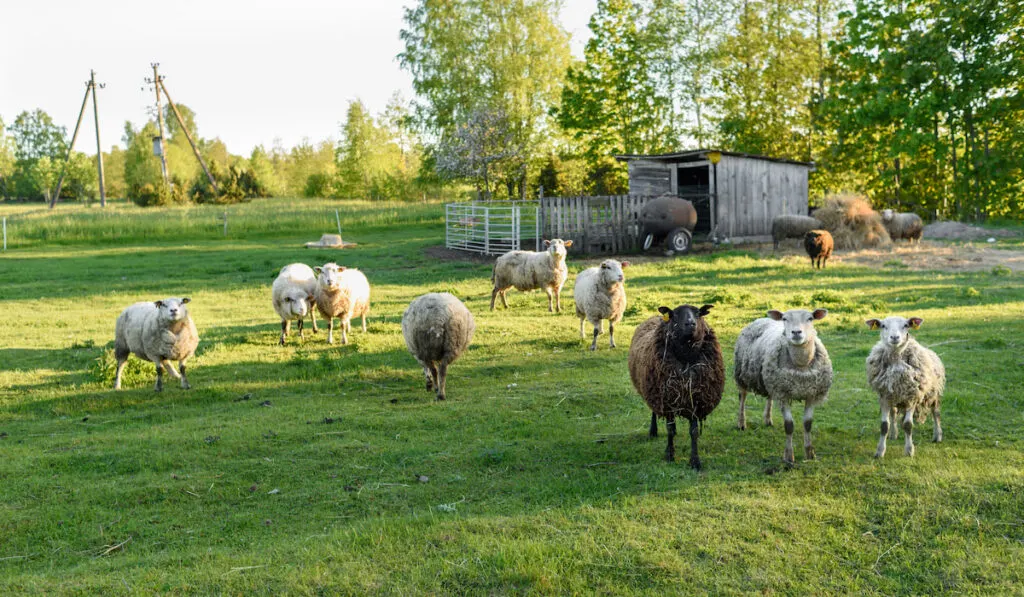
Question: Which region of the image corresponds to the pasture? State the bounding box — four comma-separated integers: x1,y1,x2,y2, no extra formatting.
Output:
1,198,1022,594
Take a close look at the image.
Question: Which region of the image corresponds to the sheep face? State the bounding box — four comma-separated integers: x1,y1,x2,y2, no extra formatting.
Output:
881,209,894,222
281,289,312,318
315,263,346,291
598,259,629,285
154,297,191,324
542,239,573,262
658,304,713,345
866,316,922,349
767,308,827,346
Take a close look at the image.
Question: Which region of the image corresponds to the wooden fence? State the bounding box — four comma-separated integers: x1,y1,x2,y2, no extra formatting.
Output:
540,195,652,255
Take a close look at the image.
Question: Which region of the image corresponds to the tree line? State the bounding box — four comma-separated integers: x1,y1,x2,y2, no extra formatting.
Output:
1,0,1020,217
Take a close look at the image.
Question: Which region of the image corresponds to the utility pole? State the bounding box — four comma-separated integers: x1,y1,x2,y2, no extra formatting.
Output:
158,78,219,193
144,63,171,187
90,70,107,207
50,76,93,209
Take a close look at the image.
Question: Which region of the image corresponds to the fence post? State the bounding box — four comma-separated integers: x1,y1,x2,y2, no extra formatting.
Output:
335,209,342,237
445,203,450,249
535,203,540,251
2,217,6,251
484,205,490,255
223,210,228,236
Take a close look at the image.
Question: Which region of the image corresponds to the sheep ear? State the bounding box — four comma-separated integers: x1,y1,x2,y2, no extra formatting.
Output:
154,300,164,308
908,317,923,329
620,261,630,268
658,306,672,322
564,240,573,247
338,266,346,272
543,240,551,247
767,310,783,321
181,297,191,304
314,266,323,274
699,304,713,316
812,308,828,320
866,319,881,330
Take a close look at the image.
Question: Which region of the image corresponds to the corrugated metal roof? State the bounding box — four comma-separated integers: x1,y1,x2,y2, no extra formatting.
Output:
615,149,815,168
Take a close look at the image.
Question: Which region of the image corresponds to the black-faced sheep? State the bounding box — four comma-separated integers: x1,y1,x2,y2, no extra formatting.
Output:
773,215,825,250
573,259,629,350
114,297,199,391
804,229,834,269
314,263,371,345
734,309,833,464
402,293,475,401
490,239,573,312
881,209,924,244
272,263,318,345
865,316,945,458
628,304,725,469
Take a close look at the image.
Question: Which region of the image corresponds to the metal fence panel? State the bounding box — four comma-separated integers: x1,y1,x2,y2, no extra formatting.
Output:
445,201,539,255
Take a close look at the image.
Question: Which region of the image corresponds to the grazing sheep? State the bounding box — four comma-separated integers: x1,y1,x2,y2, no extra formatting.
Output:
272,263,319,345
402,293,475,401
490,239,574,312
314,263,371,345
628,304,725,469
772,215,825,250
573,259,629,350
114,297,199,392
734,309,833,464
865,316,945,458
804,229,834,269
881,209,924,244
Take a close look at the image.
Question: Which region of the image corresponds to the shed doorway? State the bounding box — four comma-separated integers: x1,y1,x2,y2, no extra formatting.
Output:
677,164,712,234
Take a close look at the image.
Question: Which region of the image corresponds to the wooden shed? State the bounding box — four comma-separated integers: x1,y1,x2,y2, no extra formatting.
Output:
616,150,815,242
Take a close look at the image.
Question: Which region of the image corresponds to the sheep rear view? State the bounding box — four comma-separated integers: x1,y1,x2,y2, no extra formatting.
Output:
772,215,824,250
314,263,371,345
628,304,725,469
865,316,945,458
734,308,833,464
114,297,199,392
491,239,573,312
402,293,475,401
573,259,629,350
272,263,319,345
804,229,834,269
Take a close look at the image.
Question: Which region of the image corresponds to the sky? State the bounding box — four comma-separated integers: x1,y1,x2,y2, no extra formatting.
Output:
0,0,597,157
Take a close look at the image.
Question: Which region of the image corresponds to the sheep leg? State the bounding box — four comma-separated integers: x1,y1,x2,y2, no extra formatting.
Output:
280,320,290,345
688,418,701,470
327,318,335,344
500,290,509,309
309,307,318,333
435,362,448,401
420,363,434,391
889,405,899,439
737,388,747,430
297,318,305,339
781,403,795,465
875,399,891,458
490,287,499,311
178,359,191,390
932,404,943,443
340,318,349,345
154,362,164,392
649,412,658,438
113,352,129,390
361,313,367,333
555,288,562,313
545,287,554,313
590,320,601,351
664,415,676,462
579,317,585,340
608,321,616,348
763,398,774,427
903,406,916,457
803,404,816,460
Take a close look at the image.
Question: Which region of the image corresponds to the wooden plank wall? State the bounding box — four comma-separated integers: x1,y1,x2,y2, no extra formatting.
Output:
627,161,672,196
540,195,650,255
716,156,810,238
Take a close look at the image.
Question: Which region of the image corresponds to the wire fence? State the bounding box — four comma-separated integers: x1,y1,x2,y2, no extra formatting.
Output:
445,201,540,255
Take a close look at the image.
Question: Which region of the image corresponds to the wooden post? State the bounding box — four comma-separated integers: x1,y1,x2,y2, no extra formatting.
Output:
159,78,218,193
149,64,170,188
90,70,106,207
223,210,228,236
49,82,92,209
2,217,6,251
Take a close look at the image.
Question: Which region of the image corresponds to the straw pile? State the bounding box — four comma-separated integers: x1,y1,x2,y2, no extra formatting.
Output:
811,194,892,250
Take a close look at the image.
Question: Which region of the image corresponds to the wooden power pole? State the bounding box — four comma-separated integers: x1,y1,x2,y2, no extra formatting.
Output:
159,78,218,193
51,72,106,210
90,70,107,207
145,63,171,187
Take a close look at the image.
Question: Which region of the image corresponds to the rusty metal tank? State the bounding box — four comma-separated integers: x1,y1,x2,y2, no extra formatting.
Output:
640,195,698,253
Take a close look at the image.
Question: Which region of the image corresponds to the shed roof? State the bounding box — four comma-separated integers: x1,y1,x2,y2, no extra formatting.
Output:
615,149,815,169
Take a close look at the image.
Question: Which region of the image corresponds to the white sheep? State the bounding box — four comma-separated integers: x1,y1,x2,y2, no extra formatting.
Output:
490,239,574,312
573,259,629,350
734,309,833,464
114,297,199,391
272,263,318,345
402,292,475,401
772,215,824,250
314,263,371,345
865,316,945,458
881,209,924,244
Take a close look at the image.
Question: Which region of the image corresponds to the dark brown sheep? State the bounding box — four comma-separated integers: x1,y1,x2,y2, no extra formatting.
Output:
804,229,834,269
628,304,725,469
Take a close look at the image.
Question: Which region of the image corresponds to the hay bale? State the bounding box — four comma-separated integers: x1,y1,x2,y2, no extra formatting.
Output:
811,194,892,250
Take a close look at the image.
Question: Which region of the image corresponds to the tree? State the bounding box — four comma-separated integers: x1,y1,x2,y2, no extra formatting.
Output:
0,116,15,198
434,105,526,196
9,109,67,163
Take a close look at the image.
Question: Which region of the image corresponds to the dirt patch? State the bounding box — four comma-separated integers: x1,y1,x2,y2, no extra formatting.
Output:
923,221,1015,241
773,239,1024,273
423,245,497,264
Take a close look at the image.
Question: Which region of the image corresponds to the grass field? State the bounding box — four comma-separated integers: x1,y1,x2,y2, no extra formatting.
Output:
1,198,1022,594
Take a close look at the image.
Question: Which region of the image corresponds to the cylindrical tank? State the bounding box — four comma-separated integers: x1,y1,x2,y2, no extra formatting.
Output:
640,196,697,240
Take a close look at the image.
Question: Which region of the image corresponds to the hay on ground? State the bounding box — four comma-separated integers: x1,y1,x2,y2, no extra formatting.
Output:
811,194,892,250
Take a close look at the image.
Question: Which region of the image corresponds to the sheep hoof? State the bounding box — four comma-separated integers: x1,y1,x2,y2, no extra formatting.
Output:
435,394,446,401
805,446,816,460
664,451,675,462
425,381,434,391
588,345,596,352
737,423,746,431
689,457,702,470
874,450,885,459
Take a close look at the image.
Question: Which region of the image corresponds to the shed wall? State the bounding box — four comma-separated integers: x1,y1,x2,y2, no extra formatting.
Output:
627,160,672,196
715,156,809,238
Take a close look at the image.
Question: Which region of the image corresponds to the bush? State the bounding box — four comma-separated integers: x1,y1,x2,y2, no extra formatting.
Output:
129,177,188,207
191,163,266,205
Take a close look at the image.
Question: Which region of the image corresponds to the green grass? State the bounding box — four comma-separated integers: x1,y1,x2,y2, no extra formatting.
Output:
1,198,1023,594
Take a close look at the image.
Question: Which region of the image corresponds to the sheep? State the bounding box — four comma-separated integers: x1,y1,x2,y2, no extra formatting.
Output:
734,309,833,465
865,316,945,458
272,263,319,345
402,292,475,401
881,209,924,244
113,297,199,392
804,229,834,269
573,259,629,350
628,304,725,469
772,215,824,250
314,263,371,345
490,239,574,312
